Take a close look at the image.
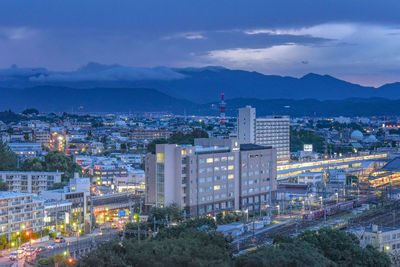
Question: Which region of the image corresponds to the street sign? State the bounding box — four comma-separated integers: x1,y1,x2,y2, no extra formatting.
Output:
118,210,126,217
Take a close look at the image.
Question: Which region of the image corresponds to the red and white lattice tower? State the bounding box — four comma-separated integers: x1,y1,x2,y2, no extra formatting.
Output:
220,93,226,127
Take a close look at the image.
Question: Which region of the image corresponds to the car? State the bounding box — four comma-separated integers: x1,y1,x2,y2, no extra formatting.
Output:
54,237,66,243
47,244,56,250
25,248,35,257
35,246,46,253
17,247,25,255
9,252,17,261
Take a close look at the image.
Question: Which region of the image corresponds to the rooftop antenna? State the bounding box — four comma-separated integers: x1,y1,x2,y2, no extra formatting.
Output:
219,93,226,128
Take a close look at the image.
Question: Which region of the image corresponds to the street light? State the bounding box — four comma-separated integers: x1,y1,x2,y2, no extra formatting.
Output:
319,196,323,210
335,192,339,205
276,205,280,216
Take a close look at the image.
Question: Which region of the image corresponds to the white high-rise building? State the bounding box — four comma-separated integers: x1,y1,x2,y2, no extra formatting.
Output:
238,106,290,164
145,138,277,216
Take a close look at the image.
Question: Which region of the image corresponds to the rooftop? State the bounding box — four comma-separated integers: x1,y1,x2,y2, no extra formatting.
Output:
380,157,400,172
240,144,273,151
0,191,35,198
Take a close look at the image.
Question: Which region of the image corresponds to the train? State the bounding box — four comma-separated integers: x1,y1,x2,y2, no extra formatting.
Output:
303,194,377,221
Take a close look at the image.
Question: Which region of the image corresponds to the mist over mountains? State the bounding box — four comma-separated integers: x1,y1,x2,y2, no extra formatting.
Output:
2,63,400,116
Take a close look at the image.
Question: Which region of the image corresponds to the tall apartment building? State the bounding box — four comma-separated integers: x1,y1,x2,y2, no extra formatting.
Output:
0,171,63,194
145,138,277,216
0,192,44,240
238,106,290,164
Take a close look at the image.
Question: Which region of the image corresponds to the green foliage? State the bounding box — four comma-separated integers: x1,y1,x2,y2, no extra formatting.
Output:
147,129,209,153
22,108,39,115
20,152,81,181
298,228,391,267
21,157,45,171
36,253,68,267
78,228,232,267
0,142,18,171
216,212,244,225
290,128,325,153
235,239,334,267
148,203,184,227
156,217,217,240
0,110,24,123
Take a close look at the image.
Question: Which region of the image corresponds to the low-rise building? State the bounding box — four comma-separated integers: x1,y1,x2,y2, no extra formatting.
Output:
0,192,44,240
7,143,42,159
354,224,400,253
0,171,63,194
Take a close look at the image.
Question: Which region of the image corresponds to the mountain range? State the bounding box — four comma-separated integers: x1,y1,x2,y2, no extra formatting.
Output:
2,63,400,116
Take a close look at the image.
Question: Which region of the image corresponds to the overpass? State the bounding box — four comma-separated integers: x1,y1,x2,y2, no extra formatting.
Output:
277,153,388,180
89,192,142,213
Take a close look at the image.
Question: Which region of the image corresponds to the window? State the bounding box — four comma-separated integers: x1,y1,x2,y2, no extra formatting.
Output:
206,158,213,163
221,157,227,162
214,185,221,190
199,159,205,164
199,178,205,183
221,166,227,171
228,174,234,179
214,166,220,171
199,168,205,173
228,165,234,170
214,157,220,162
207,177,213,182
228,156,234,161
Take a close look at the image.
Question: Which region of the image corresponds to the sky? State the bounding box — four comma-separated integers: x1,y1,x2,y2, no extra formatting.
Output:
1,0,400,86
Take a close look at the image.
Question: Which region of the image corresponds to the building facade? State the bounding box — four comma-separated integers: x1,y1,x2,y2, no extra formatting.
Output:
0,192,44,240
0,171,63,194
238,106,290,164
145,138,277,216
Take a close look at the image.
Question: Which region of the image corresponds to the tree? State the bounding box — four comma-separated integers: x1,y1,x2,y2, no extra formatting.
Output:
235,239,334,267
21,152,81,182
78,228,232,267
0,142,18,171
290,128,325,153
44,151,82,181
147,129,209,153
298,228,391,267
20,157,45,171
22,108,39,116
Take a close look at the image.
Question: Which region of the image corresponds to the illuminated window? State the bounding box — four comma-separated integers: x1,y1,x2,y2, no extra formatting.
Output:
214,185,221,190
156,153,164,163
228,174,234,179
181,150,186,156
228,165,234,170
206,158,213,163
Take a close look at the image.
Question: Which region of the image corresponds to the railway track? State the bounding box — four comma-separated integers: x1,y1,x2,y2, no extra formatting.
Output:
235,198,396,252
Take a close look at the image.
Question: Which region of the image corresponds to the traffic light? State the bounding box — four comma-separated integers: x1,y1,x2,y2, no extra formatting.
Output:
67,258,74,264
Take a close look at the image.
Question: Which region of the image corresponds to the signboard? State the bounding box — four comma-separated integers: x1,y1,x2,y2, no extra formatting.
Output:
118,210,126,218
303,144,313,152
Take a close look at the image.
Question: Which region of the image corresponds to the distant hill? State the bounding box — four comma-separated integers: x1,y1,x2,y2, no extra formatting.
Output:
2,63,400,103
2,86,400,117
198,98,400,117
0,87,194,113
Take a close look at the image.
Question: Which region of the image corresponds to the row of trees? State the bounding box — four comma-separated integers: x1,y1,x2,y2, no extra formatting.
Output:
290,128,325,153
0,142,81,183
74,204,391,267
147,129,209,153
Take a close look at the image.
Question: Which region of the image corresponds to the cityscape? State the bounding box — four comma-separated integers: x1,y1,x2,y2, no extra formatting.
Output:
1,1,400,267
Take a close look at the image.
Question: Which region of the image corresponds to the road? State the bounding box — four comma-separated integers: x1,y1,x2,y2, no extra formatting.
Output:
0,228,109,267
